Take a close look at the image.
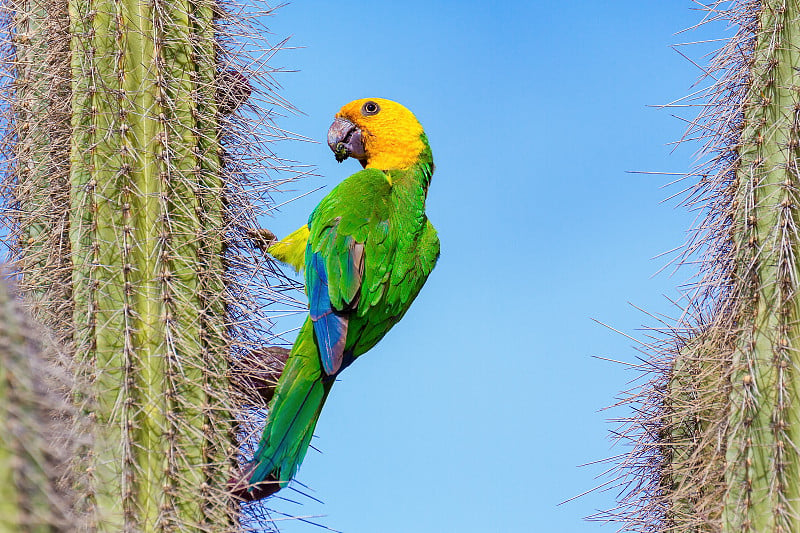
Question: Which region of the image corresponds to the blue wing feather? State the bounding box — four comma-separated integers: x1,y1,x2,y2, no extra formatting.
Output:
306,187,372,376
308,251,348,376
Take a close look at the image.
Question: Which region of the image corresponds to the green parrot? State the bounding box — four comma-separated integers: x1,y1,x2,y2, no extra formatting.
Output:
243,98,439,499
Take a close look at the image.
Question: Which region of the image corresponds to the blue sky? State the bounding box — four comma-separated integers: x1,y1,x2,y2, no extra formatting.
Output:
250,2,722,531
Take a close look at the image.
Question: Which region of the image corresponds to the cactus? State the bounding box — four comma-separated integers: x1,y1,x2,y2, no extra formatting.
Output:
602,1,800,531
66,0,233,524
5,0,73,342
0,0,305,527
0,275,86,532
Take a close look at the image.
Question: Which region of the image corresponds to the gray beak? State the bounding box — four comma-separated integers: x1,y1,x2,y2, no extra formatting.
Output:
327,117,366,163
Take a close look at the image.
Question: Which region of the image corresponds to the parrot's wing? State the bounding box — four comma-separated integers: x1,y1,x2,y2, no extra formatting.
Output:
306,168,389,376
307,231,364,376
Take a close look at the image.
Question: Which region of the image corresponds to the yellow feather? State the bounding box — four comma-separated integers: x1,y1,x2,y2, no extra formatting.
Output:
268,225,310,273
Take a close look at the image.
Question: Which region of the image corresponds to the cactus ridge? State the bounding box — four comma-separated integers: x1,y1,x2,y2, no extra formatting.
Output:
0,0,309,528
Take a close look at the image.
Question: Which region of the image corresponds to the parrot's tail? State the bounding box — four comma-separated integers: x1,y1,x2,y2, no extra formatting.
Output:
248,319,333,492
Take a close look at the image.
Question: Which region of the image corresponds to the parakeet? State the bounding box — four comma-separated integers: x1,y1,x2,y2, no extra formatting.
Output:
244,98,439,498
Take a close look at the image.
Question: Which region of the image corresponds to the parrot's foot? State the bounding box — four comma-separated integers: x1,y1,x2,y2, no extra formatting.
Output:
246,228,277,254
229,463,282,501
216,69,252,115
230,346,290,404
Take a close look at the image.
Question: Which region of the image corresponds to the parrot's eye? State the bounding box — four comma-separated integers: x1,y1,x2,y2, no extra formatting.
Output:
361,101,380,116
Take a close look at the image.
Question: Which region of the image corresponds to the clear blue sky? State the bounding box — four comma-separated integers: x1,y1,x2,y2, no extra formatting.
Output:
249,2,722,531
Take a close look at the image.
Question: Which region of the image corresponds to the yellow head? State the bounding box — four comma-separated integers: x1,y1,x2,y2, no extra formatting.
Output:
327,98,426,171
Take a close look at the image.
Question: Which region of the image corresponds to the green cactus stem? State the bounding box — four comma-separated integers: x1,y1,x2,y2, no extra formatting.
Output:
721,2,800,529
66,0,233,526
8,0,72,339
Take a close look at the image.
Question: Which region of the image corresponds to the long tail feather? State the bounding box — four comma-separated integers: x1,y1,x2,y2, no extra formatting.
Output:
248,319,332,489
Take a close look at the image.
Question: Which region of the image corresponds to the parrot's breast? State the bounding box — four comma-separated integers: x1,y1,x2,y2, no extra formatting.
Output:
346,168,439,357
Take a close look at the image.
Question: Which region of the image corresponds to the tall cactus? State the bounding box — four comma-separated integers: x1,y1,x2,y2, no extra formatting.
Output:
66,0,232,524
0,0,304,527
605,1,800,531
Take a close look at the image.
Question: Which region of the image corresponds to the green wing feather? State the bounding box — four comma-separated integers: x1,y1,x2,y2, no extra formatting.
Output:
309,168,393,315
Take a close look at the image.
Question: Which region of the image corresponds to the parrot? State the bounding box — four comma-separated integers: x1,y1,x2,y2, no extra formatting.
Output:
243,97,439,498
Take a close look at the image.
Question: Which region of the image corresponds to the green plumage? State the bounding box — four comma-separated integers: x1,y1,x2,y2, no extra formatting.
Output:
248,131,439,490
252,319,331,484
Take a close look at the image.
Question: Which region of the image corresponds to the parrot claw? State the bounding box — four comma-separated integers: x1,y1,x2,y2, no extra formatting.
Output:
229,463,282,501
216,69,252,115
247,228,277,253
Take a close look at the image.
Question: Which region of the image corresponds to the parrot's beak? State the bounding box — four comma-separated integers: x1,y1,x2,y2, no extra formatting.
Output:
327,117,366,164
